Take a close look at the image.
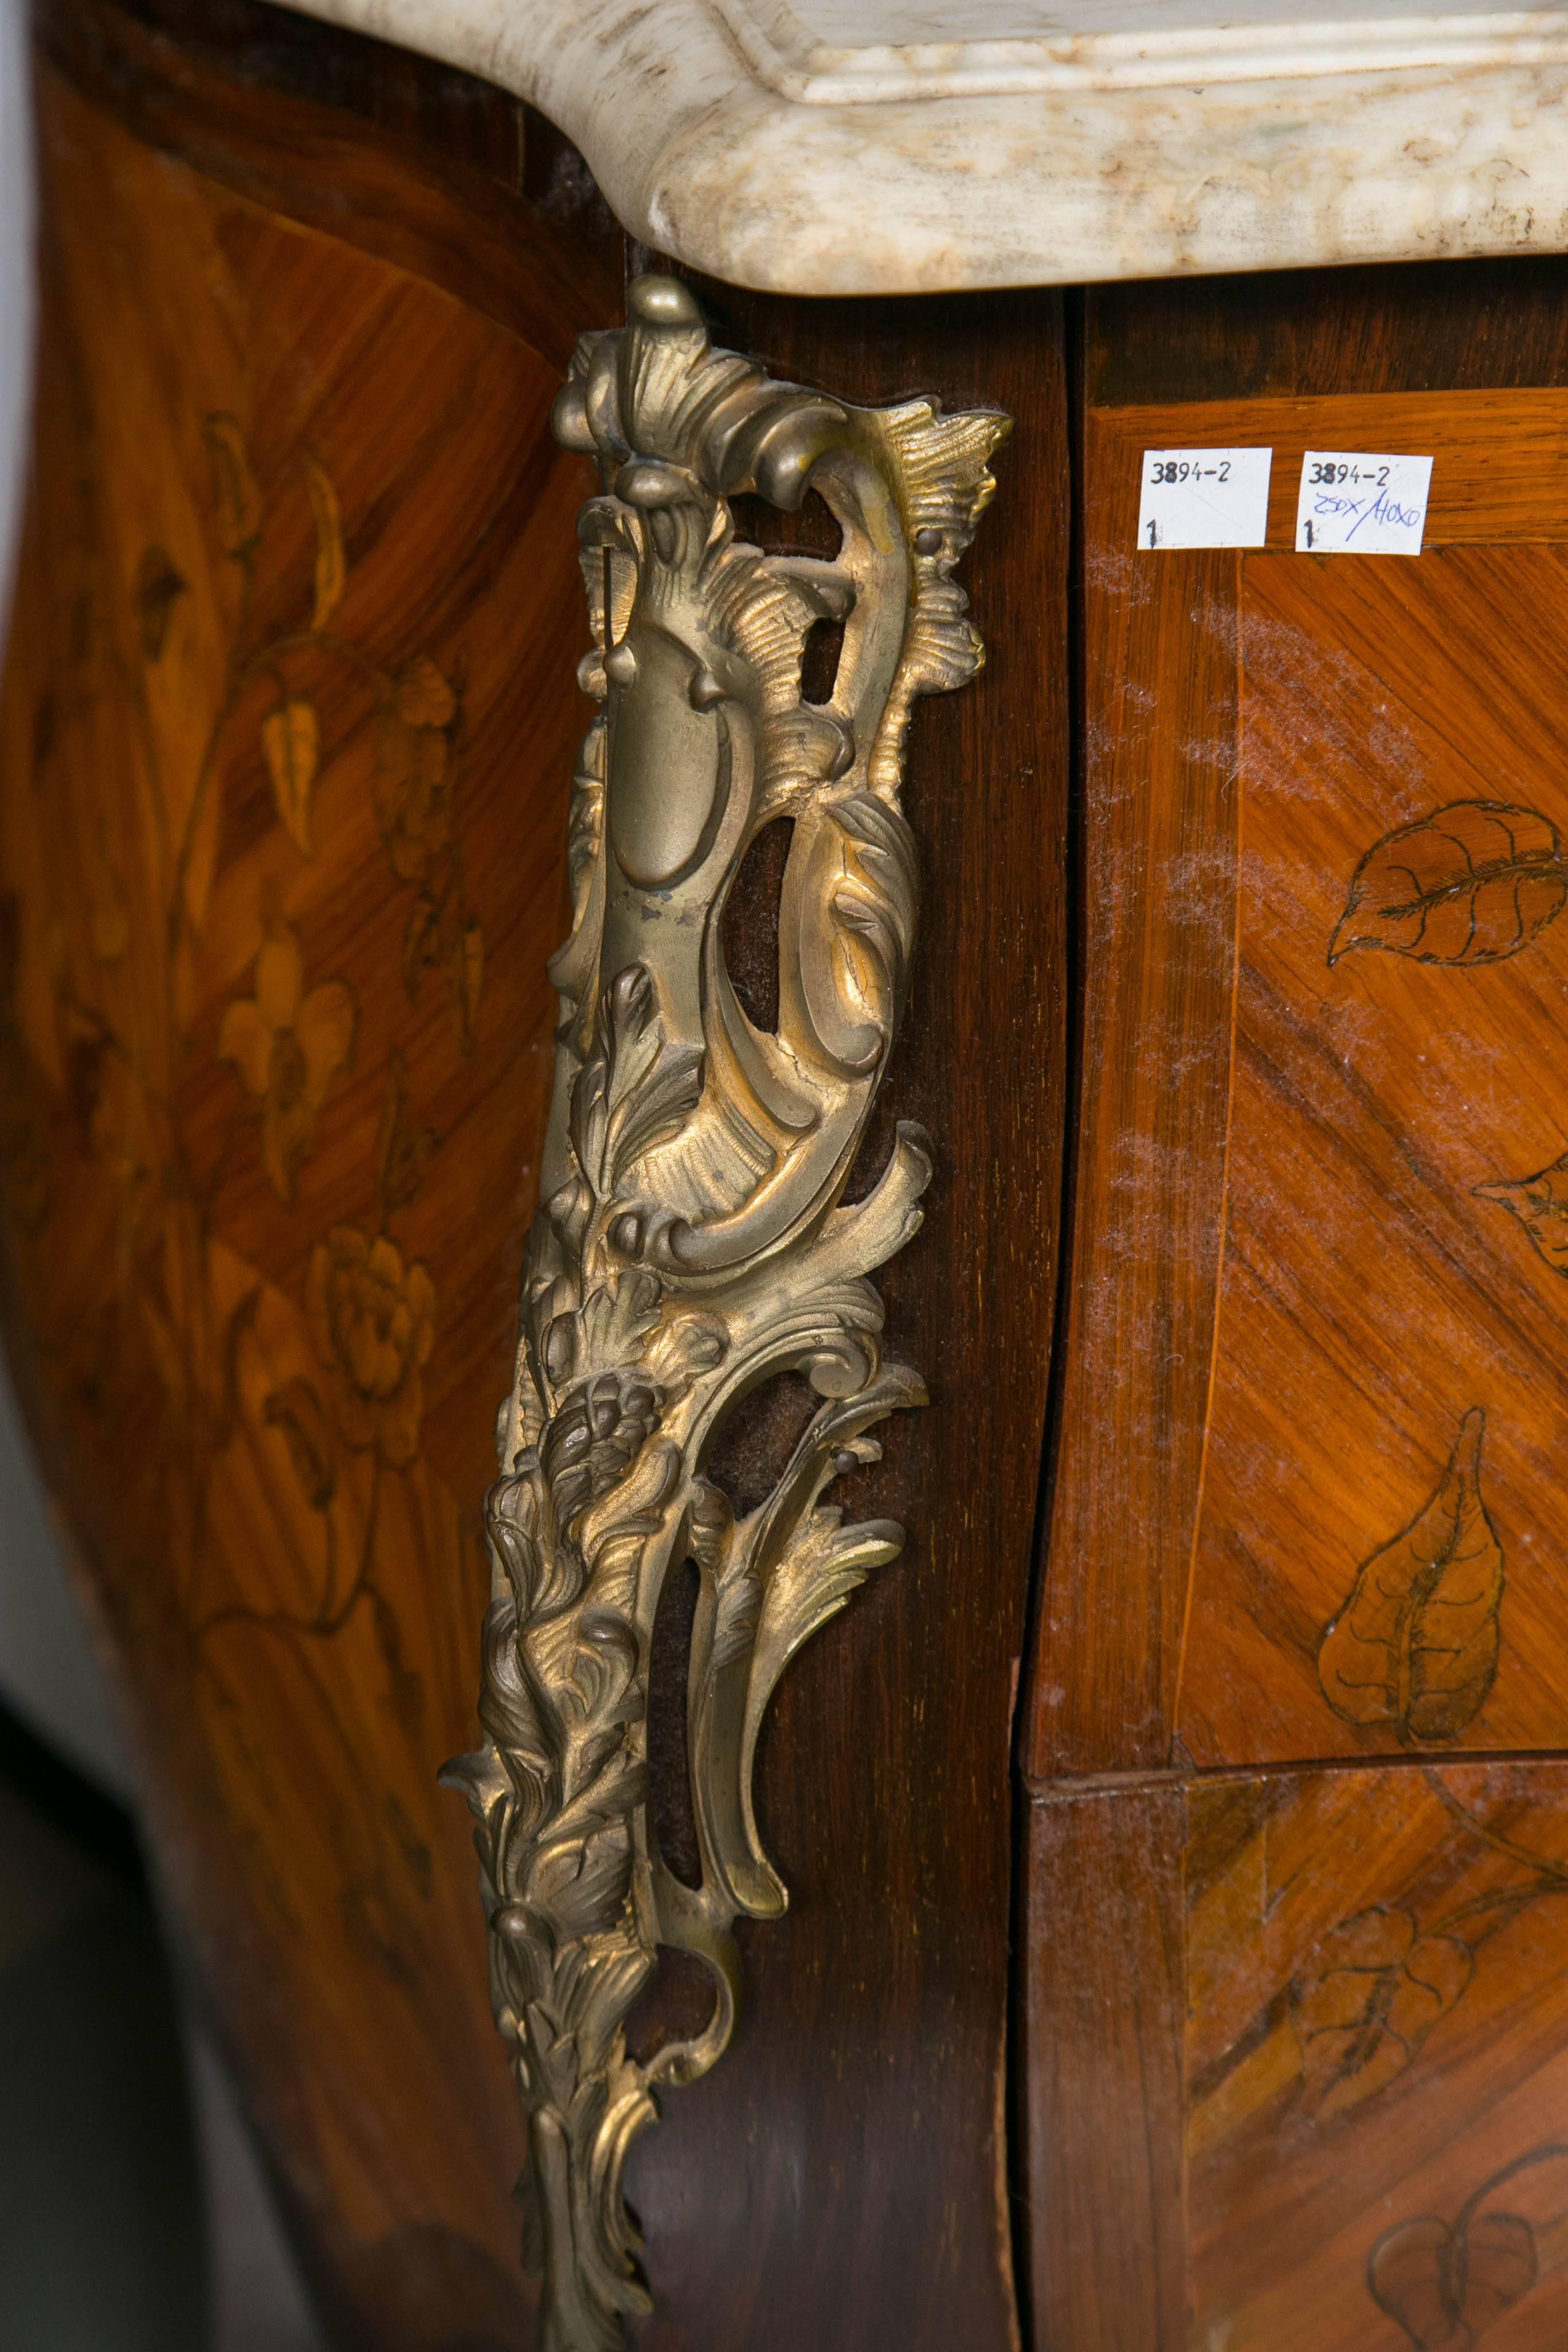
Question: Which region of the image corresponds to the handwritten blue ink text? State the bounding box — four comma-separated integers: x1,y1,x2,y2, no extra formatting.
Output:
1312,484,1423,540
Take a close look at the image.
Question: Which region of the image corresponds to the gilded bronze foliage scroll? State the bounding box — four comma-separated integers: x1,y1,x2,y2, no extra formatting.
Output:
441,277,1008,2347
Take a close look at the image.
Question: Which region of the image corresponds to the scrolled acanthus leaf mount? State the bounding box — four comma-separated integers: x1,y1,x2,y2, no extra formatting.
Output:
442,273,1008,2351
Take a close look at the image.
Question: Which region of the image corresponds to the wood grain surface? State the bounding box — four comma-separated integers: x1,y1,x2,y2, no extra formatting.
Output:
1030,388,1568,1783
1027,1761,1568,2352
38,0,621,364
1021,1784,1186,2352
1187,1761,1568,2352
0,53,609,2350
1028,468,1240,1779
1183,530,1568,1768
1022,269,1568,2352
3,5,1073,2347
1087,258,1568,411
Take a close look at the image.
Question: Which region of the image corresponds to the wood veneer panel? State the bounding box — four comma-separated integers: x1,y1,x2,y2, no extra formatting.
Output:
1030,388,1568,1784
1021,1783,1187,2352
0,64,602,2348
1088,257,1568,410
1180,535,1568,1765
1026,1760,1568,2352
1188,1761,1568,2351
1026,421,1241,1778
38,0,622,367
1024,271,1568,2352
1086,390,1568,550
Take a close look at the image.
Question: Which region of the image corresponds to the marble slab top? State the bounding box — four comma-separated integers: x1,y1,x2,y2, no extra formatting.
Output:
284,0,1568,292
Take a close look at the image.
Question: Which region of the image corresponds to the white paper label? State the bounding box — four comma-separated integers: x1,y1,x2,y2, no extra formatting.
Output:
1136,447,1272,550
1295,452,1433,555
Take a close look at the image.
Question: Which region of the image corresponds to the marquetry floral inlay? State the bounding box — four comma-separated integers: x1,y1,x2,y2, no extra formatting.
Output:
306,1225,436,1470
219,907,356,1203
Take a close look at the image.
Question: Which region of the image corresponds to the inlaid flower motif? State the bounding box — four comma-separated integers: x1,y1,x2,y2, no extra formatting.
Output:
305,1224,435,1467
219,915,355,1203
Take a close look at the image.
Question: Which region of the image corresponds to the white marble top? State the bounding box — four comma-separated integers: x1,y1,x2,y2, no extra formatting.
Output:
285,0,1568,292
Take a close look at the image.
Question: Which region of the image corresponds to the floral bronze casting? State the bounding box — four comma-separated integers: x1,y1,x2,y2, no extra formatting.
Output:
442,276,1008,2349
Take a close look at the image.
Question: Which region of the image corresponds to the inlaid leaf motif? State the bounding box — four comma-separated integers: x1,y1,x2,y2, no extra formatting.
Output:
372,656,456,884
1371,2212,1536,2351
262,1377,335,1511
1329,801,1568,967
391,653,455,730
401,891,441,1002
373,1050,435,1224
1291,1906,1472,2117
261,698,319,856
305,457,346,629
1368,2149,1568,2351
202,414,262,556
1318,1409,1503,1746
1474,1147,1568,1274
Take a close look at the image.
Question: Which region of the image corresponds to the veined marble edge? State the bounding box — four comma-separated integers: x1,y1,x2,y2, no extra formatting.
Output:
715,0,1568,100
280,0,1568,295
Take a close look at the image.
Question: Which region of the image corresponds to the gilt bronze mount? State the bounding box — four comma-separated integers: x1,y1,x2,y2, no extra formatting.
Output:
442,276,1007,2349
